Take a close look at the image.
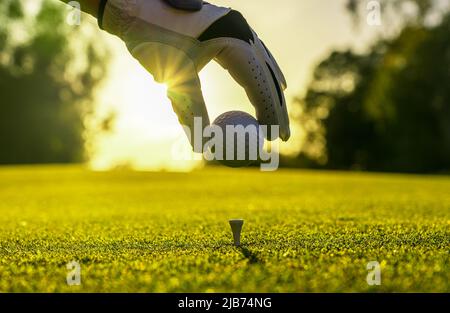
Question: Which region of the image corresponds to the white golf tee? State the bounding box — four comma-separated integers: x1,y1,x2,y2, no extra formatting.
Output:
229,219,244,246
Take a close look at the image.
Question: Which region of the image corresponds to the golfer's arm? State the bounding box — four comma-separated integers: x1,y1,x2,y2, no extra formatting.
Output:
59,0,101,18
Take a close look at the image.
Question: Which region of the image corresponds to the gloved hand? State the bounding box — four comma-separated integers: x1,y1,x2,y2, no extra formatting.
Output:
101,0,290,152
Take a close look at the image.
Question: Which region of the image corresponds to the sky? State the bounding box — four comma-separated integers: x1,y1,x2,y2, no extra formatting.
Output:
89,0,382,171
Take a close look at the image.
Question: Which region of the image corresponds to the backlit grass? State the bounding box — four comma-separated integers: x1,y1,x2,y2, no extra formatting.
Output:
0,165,448,292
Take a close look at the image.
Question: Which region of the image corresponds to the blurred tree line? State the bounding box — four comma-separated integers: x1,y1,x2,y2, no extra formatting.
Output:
0,0,108,164
291,0,450,173
1,0,448,173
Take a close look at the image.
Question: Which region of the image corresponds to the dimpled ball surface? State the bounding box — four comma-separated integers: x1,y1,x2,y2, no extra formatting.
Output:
212,111,263,168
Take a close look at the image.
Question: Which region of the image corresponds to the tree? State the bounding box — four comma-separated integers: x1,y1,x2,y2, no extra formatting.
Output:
294,3,450,173
0,0,108,164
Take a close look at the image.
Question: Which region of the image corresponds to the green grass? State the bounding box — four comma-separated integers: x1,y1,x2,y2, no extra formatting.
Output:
0,165,448,292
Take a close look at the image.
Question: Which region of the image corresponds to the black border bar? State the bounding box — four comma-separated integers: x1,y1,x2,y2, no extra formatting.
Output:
0,293,447,311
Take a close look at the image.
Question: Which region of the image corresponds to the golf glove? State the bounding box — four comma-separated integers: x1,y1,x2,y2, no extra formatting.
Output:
100,0,290,152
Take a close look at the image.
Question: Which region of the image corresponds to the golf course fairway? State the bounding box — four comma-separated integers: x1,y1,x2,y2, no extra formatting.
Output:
0,165,448,292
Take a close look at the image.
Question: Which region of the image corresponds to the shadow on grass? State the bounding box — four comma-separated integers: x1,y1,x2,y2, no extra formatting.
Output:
239,246,262,264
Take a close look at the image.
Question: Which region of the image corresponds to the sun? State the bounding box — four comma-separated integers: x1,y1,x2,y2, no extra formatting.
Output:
90,38,199,171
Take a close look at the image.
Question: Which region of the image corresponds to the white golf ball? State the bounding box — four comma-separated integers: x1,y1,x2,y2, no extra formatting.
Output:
212,111,264,168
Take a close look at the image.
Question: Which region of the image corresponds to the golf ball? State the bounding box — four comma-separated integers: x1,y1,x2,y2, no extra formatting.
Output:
212,111,264,168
